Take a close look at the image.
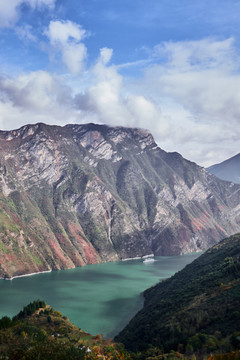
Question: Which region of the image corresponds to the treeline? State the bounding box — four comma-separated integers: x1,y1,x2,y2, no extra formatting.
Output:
0,300,132,360
13,299,46,320
0,299,46,329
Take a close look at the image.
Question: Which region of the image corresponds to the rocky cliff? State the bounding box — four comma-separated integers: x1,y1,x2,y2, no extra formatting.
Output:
0,123,240,278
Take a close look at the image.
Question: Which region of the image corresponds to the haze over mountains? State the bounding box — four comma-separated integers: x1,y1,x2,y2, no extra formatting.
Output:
207,153,240,184
0,123,240,279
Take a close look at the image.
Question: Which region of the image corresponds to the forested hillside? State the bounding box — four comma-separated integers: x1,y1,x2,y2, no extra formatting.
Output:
0,300,130,360
116,233,240,357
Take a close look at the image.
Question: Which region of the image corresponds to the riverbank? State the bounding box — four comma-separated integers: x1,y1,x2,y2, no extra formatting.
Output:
121,253,154,261
0,270,52,281
0,253,201,337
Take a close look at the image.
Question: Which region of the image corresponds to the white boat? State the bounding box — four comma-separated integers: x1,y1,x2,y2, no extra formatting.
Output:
143,257,155,263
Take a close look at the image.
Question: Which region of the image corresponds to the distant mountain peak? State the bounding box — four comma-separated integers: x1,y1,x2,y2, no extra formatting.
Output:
207,153,240,184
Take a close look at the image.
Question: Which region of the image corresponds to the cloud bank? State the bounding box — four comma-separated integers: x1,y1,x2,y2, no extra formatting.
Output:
142,38,240,165
45,20,88,74
0,26,239,166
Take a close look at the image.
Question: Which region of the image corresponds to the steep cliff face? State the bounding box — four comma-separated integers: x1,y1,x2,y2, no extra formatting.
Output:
0,123,240,278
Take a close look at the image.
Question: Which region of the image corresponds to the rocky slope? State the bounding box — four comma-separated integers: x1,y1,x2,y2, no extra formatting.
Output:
0,123,240,278
207,153,240,184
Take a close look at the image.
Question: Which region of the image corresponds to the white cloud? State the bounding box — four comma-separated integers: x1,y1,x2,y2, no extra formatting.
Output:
45,20,87,74
153,38,236,71
0,34,239,167
0,71,78,129
125,95,168,137
61,43,87,74
0,0,20,27
1,71,62,109
73,39,240,167
73,37,240,166
46,20,86,45
135,37,240,166
0,0,56,27
99,48,113,65
74,48,168,135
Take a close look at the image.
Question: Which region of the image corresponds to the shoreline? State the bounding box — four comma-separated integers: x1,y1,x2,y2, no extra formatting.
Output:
121,254,154,262
0,270,52,281
142,254,154,259
121,256,141,261
0,251,203,279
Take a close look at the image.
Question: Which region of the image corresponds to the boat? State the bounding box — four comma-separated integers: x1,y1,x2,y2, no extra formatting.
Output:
143,257,155,263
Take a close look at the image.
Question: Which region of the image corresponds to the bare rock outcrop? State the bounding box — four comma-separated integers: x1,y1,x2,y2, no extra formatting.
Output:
0,122,240,278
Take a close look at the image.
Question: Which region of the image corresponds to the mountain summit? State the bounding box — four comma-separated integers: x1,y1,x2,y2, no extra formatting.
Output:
207,153,240,184
0,123,240,278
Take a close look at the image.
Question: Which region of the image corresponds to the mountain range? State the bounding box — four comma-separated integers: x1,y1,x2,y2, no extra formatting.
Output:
0,123,240,278
207,153,240,184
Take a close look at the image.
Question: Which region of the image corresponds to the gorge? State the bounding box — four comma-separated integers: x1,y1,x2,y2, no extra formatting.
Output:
0,123,240,278
0,252,200,338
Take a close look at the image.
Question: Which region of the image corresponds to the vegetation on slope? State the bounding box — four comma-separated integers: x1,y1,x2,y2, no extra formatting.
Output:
115,234,240,358
1,233,240,360
0,300,131,360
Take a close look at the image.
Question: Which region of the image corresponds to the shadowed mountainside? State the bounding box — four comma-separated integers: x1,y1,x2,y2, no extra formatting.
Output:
115,233,240,356
207,153,240,184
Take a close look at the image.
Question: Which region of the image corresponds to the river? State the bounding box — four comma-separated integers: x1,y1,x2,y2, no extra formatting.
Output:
0,253,201,338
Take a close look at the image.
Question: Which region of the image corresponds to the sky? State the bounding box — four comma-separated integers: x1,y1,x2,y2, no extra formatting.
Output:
0,1,240,167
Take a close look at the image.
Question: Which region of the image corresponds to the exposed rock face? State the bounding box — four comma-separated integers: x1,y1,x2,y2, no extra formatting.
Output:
0,122,240,278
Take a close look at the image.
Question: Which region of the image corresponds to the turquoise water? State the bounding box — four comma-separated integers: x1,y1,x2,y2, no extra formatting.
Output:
0,253,201,338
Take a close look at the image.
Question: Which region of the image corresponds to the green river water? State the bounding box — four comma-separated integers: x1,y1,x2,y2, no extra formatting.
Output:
0,253,201,338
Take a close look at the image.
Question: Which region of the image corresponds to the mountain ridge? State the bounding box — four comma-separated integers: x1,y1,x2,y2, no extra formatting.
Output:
207,153,240,184
0,122,240,278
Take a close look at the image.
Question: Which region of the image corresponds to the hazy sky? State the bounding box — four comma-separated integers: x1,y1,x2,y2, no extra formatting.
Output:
0,0,240,166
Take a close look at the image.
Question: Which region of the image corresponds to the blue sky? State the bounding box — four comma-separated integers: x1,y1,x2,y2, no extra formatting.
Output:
0,0,240,166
